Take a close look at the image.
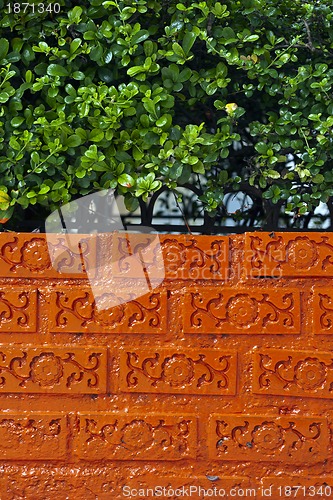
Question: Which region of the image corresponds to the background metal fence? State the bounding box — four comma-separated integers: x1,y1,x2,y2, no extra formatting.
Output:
9,183,333,234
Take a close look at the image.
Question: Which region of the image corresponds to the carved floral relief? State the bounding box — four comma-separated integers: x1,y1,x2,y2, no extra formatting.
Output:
50,289,166,333
0,346,107,393
77,414,197,460
109,234,228,280
0,414,67,460
0,234,96,277
209,415,328,462
184,288,300,333
253,349,333,398
120,349,237,395
0,289,37,332
245,233,333,277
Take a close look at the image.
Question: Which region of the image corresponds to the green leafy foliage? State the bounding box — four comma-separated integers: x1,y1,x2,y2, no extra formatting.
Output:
0,0,332,224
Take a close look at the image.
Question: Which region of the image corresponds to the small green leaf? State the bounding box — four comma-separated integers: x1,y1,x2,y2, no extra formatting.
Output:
222,27,236,39
255,142,268,154
0,92,10,103
68,6,82,24
75,170,86,178
47,64,69,77
133,145,144,160
72,71,85,80
66,135,81,148
243,34,259,42
172,42,186,58
313,174,324,184
25,70,33,83
70,38,82,54
182,31,196,55
127,66,144,77
124,196,140,212
156,114,170,127
267,170,280,179
192,163,205,174
132,30,150,45
65,84,76,96
10,117,24,128
90,129,104,142
0,39,9,60
118,173,135,187
39,185,50,195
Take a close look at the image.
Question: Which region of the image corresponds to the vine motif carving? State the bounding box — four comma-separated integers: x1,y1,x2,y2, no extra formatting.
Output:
80,416,194,459
5,476,78,497
115,234,161,274
0,291,35,330
255,350,333,396
54,290,163,331
115,236,225,278
189,291,295,330
0,417,62,439
248,234,333,274
318,293,333,330
125,351,233,393
213,416,324,461
0,237,51,272
161,238,225,276
0,350,102,390
0,235,94,275
0,414,67,459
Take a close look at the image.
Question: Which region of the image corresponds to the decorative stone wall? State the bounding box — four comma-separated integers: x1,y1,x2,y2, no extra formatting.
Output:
0,231,332,499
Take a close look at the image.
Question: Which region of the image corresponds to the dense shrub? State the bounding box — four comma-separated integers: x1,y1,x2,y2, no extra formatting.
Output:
0,0,332,228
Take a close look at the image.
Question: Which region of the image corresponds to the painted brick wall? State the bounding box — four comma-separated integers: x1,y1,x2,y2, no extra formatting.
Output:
0,231,332,499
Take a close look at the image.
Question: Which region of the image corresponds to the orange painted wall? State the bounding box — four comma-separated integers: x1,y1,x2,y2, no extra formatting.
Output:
0,231,331,499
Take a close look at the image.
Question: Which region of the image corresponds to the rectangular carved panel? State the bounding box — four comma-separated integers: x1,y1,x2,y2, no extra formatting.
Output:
0,234,97,278
0,413,67,460
0,474,78,500
208,415,328,463
313,289,333,334
119,349,237,395
184,288,300,334
0,345,107,393
49,289,166,333
77,413,197,460
98,234,228,281
253,348,333,398
0,289,37,332
245,233,333,277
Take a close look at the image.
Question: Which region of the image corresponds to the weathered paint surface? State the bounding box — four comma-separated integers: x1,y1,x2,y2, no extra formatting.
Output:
0,232,331,498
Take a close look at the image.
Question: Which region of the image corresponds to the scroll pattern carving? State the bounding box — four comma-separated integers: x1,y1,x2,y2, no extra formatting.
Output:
3,475,78,499
185,289,300,333
0,234,96,277
0,289,37,332
111,234,227,279
246,233,333,277
0,346,107,393
120,349,237,395
209,415,328,462
253,349,333,398
0,414,67,460
315,290,333,333
78,414,196,460
50,289,166,333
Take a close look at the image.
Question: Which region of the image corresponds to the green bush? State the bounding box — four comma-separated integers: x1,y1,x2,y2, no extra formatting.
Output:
0,0,332,227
